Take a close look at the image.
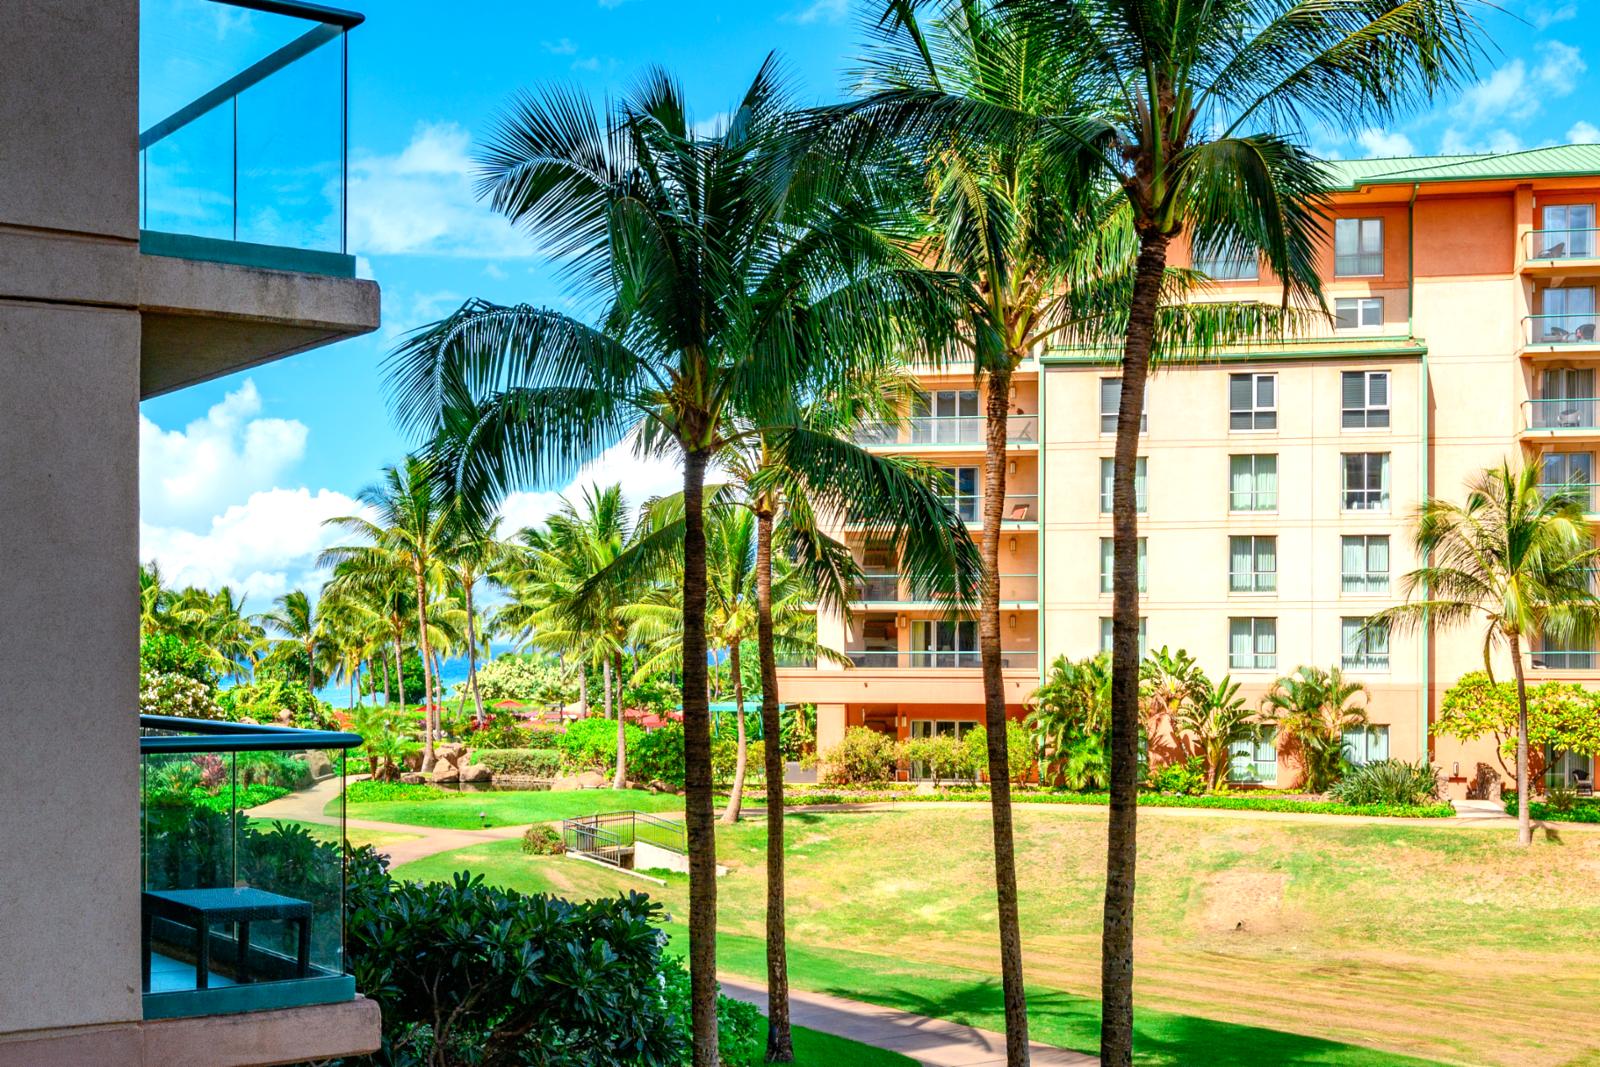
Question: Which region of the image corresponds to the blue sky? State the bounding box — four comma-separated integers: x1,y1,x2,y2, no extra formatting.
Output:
138,0,1600,601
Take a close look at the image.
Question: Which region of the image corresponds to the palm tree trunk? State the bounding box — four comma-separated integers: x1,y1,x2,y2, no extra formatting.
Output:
1102,230,1170,1067
721,643,748,824
754,507,793,1061
464,578,486,727
680,447,720,1067
578,661,589,719
380,654,391,706
392,634,406,713
613,651,628,789
978,362,1030,1066
413,565,437,770
603,657,614,720
1510,632,1533,846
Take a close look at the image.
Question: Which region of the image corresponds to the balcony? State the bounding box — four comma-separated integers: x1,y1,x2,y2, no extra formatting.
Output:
1532,650,1597,670
1524,313,1600,349
139,0,361,277
854,415,1039,449
1536,482,1600,514
841,650,1039,670
853,572,1039,605
1525,228,1600,270
140,714,360,1021
1524,399,1600,434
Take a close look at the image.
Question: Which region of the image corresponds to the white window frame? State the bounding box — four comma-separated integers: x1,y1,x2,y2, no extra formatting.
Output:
1099,457,1147,514
1341,452,1390,512
1229,373,1277,431
1100,537,1148,594
1099,617,1148,659
1335,217,1385,277
1341,617,1390,672
1229,454,1278,512
1334,297,1384,332
1099,377,1148,435
1228,617,1277,671
910,619,979,668
1341,535,1390,595
1341,724,1390,766
938,466,980,523
1228,726,1278,783
1342,370,1391,429
1228,535,1278,594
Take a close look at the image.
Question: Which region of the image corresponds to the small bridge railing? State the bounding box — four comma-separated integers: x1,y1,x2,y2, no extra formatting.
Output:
561,810,686,864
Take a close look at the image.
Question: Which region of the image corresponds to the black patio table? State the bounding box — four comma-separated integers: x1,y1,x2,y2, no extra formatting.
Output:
141,887,312,991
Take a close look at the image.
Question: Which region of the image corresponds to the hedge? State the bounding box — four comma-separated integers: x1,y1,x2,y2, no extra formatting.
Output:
345,780,448,804
1503,791,1600,823
473,748,564,778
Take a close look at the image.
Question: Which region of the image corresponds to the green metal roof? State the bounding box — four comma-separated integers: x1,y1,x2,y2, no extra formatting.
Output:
1323,144,1600,190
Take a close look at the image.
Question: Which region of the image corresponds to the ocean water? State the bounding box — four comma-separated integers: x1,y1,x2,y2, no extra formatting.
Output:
312,644,514,709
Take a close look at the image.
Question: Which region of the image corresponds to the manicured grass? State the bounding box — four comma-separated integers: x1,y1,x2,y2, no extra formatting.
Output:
332,786,684,829
398,804,1600,1065
248,816,420,851
754,786,1455,818
790,1025,916,1065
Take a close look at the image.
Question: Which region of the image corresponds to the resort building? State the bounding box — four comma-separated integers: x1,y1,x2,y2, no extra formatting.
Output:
778,145,1600,799
1,2,380,1064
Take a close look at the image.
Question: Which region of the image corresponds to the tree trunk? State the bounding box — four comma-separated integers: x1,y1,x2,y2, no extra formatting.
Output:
306,637,316,692
613,651,628,789
464,577,486,727
413,564,437,771
1510,632,1533,846
392,634,406,713
754,508,793,1061
721,643,748,824
380,653,391,706
577,660,589,718
603,657,614,720
978,362,1030,1066
1102,229,1170,1067
681,447,719,1067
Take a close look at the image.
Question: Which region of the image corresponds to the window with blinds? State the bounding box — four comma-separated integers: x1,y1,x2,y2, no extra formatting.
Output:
1229,454,1278,511
1099,537,1147,593
1099,457,1147,513
1341,617,1389,671
1192,239,1260,281
1335,218,1384,276
1341,535,1389,594
1228,617,1276,670
1341,725,1390,765
1229,536,1277,593
1099,617,1148,658
1342,371,1390,428
1099,377,1148,434
1335,297,1384,330
1228,372,1276,430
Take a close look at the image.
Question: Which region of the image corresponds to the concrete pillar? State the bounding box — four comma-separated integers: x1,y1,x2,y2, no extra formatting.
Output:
814,703,848,778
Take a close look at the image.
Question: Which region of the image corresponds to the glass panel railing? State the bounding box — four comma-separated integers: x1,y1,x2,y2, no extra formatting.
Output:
1525,399,1600,430
842,650,1039,670
1528,228,1600,261
1526,314,1600,345
139,0,361,272
1536,482,1600,512
1341,653,1390,671
850,573,1039,603
140,714,359,1020
854,416,1039,447
1532,650,1598,669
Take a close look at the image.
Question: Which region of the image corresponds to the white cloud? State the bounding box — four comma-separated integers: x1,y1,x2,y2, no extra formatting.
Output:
496,438,685,533
141,381,308,529
382,287,465,342
692,111,733,138
541,37,578,55
1568,120,1600,144
1356,128,1415,158
1529,2,1578,30
1447,43,1585,133
483,263,508,280
1535,40,1586,97
571,56,603,72
781,0,848,23
347,122,535,258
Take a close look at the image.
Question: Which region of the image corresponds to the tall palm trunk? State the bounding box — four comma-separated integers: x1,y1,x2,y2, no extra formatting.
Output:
1509,632,1533,845
978,362,1029,1066
1102,230,1170,1067
392,635,406,713
720,643,748,824
603,657,615,720
380,654,390,706
306,638,316,690
578,661,589,719
412,564,437,770
464,578,486,726
613,651,628,789
680,447,719,1067
754,508,793,1061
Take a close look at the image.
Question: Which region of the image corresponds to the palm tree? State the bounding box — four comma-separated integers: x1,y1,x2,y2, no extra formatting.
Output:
140,563,177,637
258,589,324,689
321,458,454,769
980,6,1489,1058
387,61,974,1063
1175,676,1252,792
1373,463,1600,845
439,514,511,727
1260,665,1369,793
1027,654,1111,790
1139,646,1205,761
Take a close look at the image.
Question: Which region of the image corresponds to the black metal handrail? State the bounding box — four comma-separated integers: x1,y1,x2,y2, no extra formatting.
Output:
139,714,360,754
562,810,687,859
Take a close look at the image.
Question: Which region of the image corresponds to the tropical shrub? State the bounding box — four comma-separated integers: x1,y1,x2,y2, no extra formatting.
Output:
711,737,765,784
350,705,419,782
469,654,575,706
343,855,687,1066
140,670,224,720
474,748,564,778
1438,671,1600,780
631,723,686,787
1262,666,1369,792
236,750,313,791
819,726,901,785
1027,654,1113,790
140,634,218,688
1329,760,1443,807
1144,756,1207,795
521,824,565,855
778,704,816,760
1175,675,1255,790
1503,790,1600,823
903,734,967,787
558,716,644,772
218,679,334,730
345,780,446,804
659,956,762,1067
962,722,1036,784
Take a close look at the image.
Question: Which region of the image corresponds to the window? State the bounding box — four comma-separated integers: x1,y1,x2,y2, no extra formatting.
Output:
1539,203,1595,258
1533,634,1596,670
1228,726,1277,783
911,619,979,668
1335,217,1384,276
1099,617,1149,659
1099,377,1148,434
1229,617,1276,670
1341,371,1390,428
1335,297,1384,331
1342,725,1390,766
912,388,980,444
938,466,979,522
1099,537,1148,593
1342,452,1390,511
1342,617,1389,671
1545,743,1594,790
1229,454,1278,512
1229,536,1277,593
1193,240,1260,281
1535,368,1598,430
1538,286,1597,343
908,719,980,777
1099,457,1147,513
1229,373,1277,430
1341,535,1390,594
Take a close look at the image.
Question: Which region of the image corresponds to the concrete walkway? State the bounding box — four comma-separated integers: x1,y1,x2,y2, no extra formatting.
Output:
719,979,1096,1067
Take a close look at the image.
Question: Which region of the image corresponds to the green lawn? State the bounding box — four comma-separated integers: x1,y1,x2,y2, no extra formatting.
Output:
330,787,684,829
789,1026,915,1065
397,804,1600,1066
249,816,419,851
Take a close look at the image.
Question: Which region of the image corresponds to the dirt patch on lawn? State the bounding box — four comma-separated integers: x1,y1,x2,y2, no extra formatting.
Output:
1198,871,1286,935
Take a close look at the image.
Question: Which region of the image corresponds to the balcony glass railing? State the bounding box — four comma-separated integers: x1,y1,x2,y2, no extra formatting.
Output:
1537,482,1600,512
854,493,1039,525
138,0,361,274
842,650,1039,670
1341,653,1390,672
1526,313,1600,345
1525,399,1600,430
1532,650,1598,670
851,573,1040,603
854,415,1040,447
1528,228,1600,261
140,714,360,1020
